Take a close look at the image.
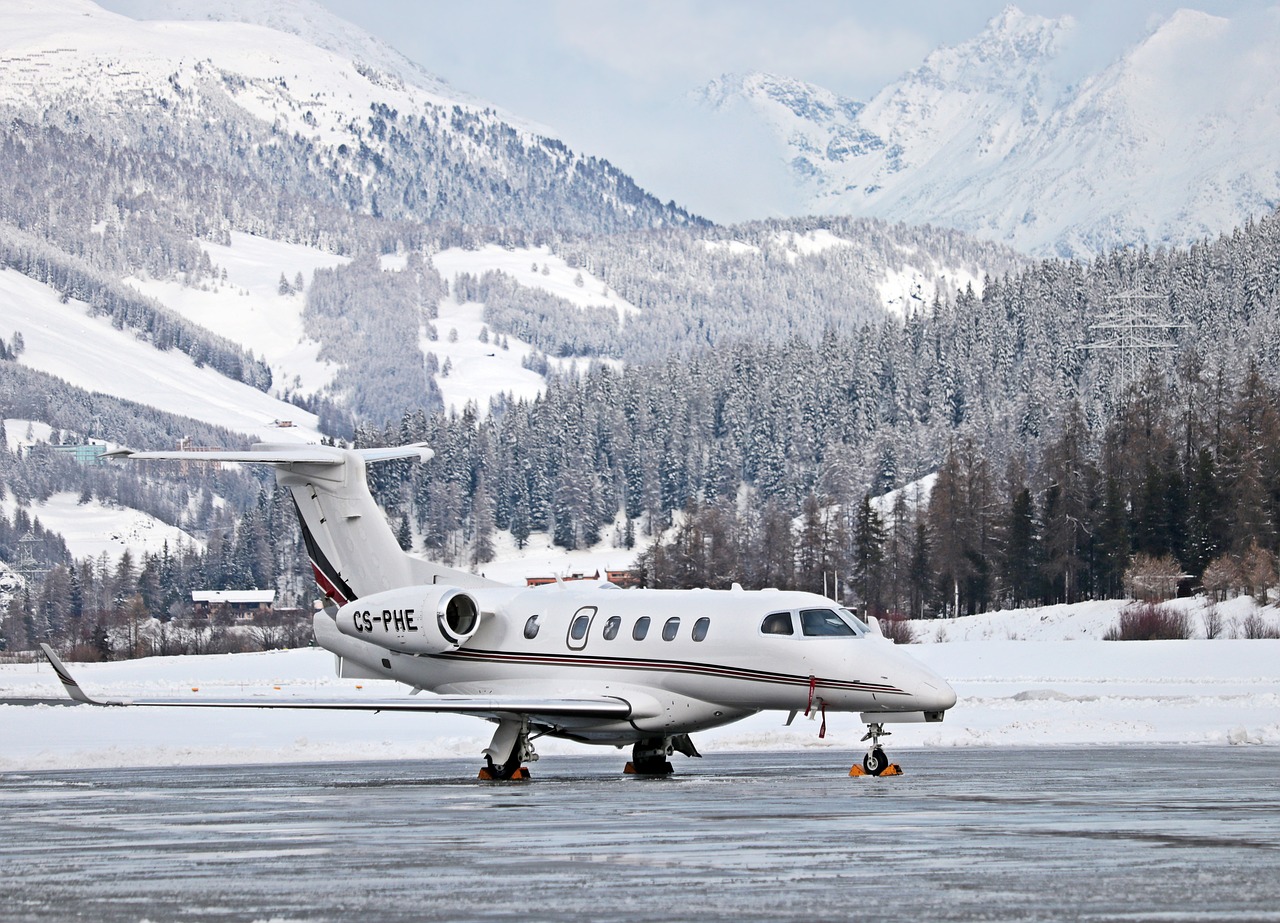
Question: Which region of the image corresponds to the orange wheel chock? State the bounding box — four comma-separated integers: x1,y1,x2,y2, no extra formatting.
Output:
477,766,531,781
849,763,904,777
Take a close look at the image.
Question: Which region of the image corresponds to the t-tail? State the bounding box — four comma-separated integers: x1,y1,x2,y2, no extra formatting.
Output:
112,443,505,601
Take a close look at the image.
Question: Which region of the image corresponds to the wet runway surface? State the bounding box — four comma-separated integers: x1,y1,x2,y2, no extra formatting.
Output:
2,747,1279,922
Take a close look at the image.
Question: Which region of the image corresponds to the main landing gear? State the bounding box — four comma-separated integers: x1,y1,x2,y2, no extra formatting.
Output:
478,718,538,781
624,734,701,776
850,722,903,777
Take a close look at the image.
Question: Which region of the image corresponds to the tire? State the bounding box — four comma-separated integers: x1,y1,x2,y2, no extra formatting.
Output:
863,747,888,776
484,748,524,781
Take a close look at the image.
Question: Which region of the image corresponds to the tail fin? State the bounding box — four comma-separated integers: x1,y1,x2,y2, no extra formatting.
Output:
114,443,506,599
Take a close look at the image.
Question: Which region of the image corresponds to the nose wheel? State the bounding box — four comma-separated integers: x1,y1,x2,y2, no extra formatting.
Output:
852,722,903,777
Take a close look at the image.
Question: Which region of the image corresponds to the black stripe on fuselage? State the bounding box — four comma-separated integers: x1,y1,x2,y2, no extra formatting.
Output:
433,647,907,696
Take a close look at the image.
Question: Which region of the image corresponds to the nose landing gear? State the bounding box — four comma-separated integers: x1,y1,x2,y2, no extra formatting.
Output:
850,722,903,777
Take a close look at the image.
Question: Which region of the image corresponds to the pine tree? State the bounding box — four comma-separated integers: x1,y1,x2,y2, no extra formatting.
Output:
852,494,887,615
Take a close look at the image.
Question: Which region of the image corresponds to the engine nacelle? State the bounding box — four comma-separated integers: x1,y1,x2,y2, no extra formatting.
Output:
335,585,481,655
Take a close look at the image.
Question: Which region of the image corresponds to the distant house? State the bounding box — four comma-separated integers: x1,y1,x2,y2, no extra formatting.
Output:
605,569,642,589
191,589,276,622
524,569,641,589
32,443,108,466
525,571,600,587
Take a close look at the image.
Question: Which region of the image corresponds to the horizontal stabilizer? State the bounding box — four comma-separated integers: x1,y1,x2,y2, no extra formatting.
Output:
108,443,433,467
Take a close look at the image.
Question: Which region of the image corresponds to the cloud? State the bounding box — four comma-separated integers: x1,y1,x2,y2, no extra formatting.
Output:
552,0,933,97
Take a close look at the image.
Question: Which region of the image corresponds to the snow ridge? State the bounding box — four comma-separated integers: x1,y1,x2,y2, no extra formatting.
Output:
704,5,1280,257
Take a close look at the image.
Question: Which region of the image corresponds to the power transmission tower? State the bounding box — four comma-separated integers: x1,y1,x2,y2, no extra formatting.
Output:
1080,288,1187,402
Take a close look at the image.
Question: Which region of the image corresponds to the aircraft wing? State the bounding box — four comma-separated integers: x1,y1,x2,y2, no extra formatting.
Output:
106,442,433,466
39,645,635,720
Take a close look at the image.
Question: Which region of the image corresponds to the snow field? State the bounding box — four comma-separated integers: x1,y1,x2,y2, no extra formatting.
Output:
127,231,347,397
0,490,202,561
0,266,321,442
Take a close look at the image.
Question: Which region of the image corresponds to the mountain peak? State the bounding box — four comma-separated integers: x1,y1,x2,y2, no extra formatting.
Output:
912,4,1074,93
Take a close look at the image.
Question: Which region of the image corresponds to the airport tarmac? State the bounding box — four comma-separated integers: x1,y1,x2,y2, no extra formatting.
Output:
1,747,1278,922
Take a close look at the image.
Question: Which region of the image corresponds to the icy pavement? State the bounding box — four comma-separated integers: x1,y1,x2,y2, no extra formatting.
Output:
2,748,1278,922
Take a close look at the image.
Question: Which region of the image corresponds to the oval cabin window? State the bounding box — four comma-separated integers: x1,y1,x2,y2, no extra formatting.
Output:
632,616,651,641
566,606,597,650
662,617,680,641
602,615,621,640
692,617,710,642
523,615,541,640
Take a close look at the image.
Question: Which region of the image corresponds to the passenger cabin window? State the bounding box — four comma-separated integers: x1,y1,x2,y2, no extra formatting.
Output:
692,617,710,642
801,608,860,637
632,616,651,641
566,606,596,650
523,615,541,640
602,615,621,641
662,617,680,641
760,611,794,635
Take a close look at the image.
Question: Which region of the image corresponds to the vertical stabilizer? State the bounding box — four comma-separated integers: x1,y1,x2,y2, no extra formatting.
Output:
115,443,507,599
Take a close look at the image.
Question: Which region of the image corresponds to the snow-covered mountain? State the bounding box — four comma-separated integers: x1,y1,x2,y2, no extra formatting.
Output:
0,0,698,236
699,5,1280,257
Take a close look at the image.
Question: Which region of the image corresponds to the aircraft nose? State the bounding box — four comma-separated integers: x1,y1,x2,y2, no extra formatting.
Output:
916,676,957,712
903,658,957,712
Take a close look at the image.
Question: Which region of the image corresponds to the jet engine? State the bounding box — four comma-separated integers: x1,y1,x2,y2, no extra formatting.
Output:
334,585,481,655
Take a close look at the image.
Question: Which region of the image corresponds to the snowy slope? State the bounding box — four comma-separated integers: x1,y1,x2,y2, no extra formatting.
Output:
420,245,634,415
0,0,471,159
1,490,202,560
432,245,638,319
697,229,985,319
702,6,1280,257
0,265,320,442
2,598,1277,770
128,232,346,397
99,0,484,112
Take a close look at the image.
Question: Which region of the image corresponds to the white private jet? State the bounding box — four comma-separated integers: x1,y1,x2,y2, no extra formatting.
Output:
41,443,956,779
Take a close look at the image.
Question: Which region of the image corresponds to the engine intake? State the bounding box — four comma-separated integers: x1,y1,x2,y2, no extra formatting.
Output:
335,585,482,654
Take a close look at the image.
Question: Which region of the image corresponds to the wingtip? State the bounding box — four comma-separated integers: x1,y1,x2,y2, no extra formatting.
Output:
39,643,95,705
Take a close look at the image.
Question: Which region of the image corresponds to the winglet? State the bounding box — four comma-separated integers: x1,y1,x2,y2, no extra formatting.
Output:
39,644,98,705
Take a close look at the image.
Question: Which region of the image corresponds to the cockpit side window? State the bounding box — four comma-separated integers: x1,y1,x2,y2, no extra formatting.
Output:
838,608,870,635
760,611,794,635
800,608,859,636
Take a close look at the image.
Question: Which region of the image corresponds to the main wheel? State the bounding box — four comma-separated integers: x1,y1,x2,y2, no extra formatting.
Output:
630,739,675,775
862,747,888,776
484,749,524,781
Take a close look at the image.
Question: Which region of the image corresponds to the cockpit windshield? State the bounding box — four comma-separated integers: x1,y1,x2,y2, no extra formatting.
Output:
799,608,868,637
